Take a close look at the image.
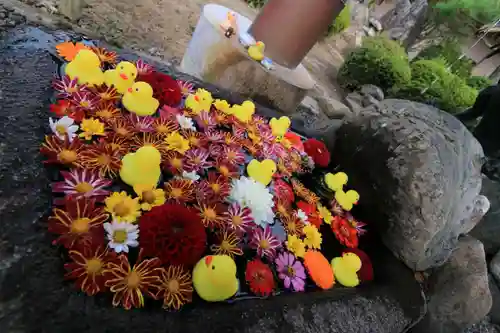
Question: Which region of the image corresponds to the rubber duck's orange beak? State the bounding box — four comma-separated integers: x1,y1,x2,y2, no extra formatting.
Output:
127,87,133,93
205,255,213,267
194,95,200,102
120,73,129,80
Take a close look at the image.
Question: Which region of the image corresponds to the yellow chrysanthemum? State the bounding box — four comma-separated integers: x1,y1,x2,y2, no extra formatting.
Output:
164,131,190,154
79,118,105,140
133,184,166,211
286,234,306,258
303,225,322,250
213,99,232,114
104,191,141,223
317,204,333,225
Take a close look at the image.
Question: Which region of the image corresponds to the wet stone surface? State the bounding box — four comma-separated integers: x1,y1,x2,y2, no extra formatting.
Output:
0,26,423,332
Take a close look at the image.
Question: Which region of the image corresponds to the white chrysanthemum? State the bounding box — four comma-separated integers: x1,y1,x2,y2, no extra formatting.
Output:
181,170,200,181
49,116,79,142
176,114,196,131
296,209,309,224
104,220,139,253
229,176,275,227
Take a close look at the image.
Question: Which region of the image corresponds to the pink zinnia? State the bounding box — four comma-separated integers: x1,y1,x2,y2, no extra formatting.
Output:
70,91,100,112
136,59,153,75
52,169,112,204
195,110,217,130
250,226,281,260
223,203,256,235
177,80,195,96
52,75,89,98
128,114,154,132
183,148,212,172
275,251,306,292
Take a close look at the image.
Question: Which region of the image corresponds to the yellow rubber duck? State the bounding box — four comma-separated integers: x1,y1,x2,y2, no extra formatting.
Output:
247,159,276,186
231,100,255,123
122,82,160,116
185,88,213,115
331,252,362,287
324,172,348,192
104,61,138,94
65,49,105,86
269,116,291,138
193,255,239,302
119,146,161,188
248,41,265,61
335,189,360,211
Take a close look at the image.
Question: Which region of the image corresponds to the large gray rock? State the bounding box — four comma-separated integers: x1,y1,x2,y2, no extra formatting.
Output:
470,176,500,255
333,99,489,270
413,236,492,333
488,274,500,325
492,251,500,284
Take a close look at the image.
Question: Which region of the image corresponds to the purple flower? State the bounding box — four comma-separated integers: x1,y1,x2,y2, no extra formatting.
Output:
250,226,281,260
275,252,306,292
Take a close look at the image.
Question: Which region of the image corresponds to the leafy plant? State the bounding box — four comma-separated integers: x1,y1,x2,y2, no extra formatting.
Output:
245,0,267,8
467,76,493,90
415,40,474,78
325,5,351,37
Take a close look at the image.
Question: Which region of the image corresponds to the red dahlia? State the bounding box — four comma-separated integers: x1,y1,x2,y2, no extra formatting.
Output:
303,138,330,168
138,71,182,107
332,216,359,248
245,259,275,297
138,203,207,267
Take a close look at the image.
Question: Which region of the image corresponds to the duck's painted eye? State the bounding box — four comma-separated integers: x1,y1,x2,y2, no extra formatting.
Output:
120,66,124,70
135,88,139,92
212,265,215,270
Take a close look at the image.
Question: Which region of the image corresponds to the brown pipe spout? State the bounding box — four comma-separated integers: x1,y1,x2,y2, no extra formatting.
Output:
249,0,345,69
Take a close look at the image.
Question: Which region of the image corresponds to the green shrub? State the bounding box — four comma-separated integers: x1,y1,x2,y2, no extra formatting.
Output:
415,40,474,78
390,59,477,113
338,37,411,92
245,0,267,8
325,5,351,36
467,76,493,90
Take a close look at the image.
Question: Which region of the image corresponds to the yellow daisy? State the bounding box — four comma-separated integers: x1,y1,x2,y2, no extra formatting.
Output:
164,131,190,154
104,191,141,223
79,118,105,140
286,234,306,258
303,225,322,250
133,184,166,211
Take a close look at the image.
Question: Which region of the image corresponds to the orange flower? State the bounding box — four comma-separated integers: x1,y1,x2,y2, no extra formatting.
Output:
104,251,162,310
103,134,129,156
80,142,122,178
281,214,305,236
181,130,208,149
48,197,108,249
90,46,118,64
92,102,122,121
156,266,193,310
131,133,167,161
64,242,119,296
153,116,178,139
195,202,225,228
214,158,239,179
56,41,89,61
241,139,261,157
91,85,120,103
291,179,319,205
164,179,195,203
40,135,84,168
163,152,185,175
108,117,135,139
210,229,243,258
273,197,291,219
303,250,335,290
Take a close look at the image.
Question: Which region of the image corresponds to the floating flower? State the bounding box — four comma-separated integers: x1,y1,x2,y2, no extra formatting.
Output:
50,100,85,122
133,184,166,211
181,130,208,149
195,111,216,130
164,179,195,203
71,91,100,112
90,46,118,64
138,203,207,266
249,226,281,260
40,135,83,167
297,201,322,228
222,132,240,147
136,59,153,75
281,214,305,236
52,75,88,98
131,133,167,157
195,201,225,228
283,132,304,151
80,141,121,178
139,71,182,107
232,124,247,140
223,146,247,165
241,139,261,157
105,191,141,223
245,259,275,297
49,116,79,142
64,242,119,296
215,158,239,179
210,229,243,258
79,118,106,140
303,138,330,168
163,152,185,175
176,114,196,131
273,179,295,204
178,80,195,96
291,179,319,205
104,252,162,310
229,176,275,227
129,114,154,133
348,216,367,236
108,117,134,139
153,115,179,139
205,129,224,142
159,105,183,120
52,169,112,202
104,220,139,253
275,252,306,292
303,224,322,250
165,131,190,154
276,158,293,178
181,170,200,182
197,172,230,202
184,148,212,173
317,204,333,225
156,265,193,310
331,216,358,248
286,234,305,258
296,209,308,224
223,203,255,235
103,134,129,156
273,197,291,219
48,197,107,249
91,85,120,103
92,102,122,121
